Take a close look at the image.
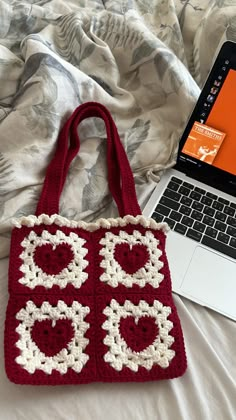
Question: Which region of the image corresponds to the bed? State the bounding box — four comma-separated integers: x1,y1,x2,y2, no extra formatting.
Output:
0,0,235,419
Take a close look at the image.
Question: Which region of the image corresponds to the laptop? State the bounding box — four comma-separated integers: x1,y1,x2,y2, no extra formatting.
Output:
143,41,236,321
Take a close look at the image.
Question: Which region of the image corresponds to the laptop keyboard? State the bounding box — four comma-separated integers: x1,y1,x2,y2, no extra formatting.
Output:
152,176,236,260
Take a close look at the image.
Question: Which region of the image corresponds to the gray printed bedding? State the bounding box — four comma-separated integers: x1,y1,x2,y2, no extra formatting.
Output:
0,1,235,419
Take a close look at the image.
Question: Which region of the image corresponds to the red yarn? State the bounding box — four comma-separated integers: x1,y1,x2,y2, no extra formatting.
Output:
4,102,187,385
114,243,150,275
34,243,74,276
31,319,74,357
35,102,141,217
119,316,158,352
96,294,187,382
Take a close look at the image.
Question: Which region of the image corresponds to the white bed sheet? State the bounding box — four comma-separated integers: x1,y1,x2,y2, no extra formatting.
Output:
0,1,236,419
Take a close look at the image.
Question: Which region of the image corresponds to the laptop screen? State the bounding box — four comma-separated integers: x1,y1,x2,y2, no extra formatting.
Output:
177,41,236,195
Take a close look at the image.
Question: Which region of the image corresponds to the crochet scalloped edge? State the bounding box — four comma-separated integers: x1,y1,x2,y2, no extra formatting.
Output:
12,214,170,233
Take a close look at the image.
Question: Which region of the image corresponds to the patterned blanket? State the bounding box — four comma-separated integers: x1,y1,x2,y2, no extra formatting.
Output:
0,0,235,258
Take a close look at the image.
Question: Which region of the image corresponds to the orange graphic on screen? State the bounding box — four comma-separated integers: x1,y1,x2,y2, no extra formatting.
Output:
205,69,236,175
182,122,226,164
181,69,236,175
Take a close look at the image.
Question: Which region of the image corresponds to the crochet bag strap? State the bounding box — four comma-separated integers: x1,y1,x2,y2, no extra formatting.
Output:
36,102,141,217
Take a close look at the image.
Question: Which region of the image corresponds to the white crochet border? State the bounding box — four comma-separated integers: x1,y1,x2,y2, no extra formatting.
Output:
15,300,90,375
19,230,88,289
102,299,175,372
99,230,164,288
12,214,169,233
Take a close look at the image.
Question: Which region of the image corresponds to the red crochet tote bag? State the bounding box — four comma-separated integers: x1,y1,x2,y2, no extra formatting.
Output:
5,102,187,385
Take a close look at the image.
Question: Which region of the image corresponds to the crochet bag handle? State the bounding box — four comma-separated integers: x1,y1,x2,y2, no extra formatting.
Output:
36,102,141,217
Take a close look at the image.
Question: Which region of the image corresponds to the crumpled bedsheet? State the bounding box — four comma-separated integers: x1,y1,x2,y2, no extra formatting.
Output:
0,1,235,419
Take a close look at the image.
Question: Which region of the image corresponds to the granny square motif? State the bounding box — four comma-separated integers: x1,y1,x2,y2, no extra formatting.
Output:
4,103,187,385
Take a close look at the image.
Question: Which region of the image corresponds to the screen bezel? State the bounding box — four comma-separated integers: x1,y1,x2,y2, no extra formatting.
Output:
176,41,236,197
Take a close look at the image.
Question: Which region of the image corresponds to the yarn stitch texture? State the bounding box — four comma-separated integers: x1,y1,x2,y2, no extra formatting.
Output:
15,300,90,375
19,230,88,289
99,230,164,288
102,299,175,372
4,102,187,385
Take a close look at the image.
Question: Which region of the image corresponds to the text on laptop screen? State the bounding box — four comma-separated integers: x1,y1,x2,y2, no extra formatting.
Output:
180,68,236,176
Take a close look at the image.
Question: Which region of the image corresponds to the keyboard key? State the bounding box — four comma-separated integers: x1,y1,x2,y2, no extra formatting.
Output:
164,217,175,229
159,196,180,211
174,223,187,235
167,181,179,191
180,196,192,206
191,210,203,221
186,228,202,242
179,205,191,216
229,237,236,248
192,201,204,211
226,216,236,227
230,202,236,210
152,212,164,223
212,201,224,211
206,192,217,200
155,204,170,216
203,206,215,217
215,211,227,222
182,216,194,227
201,196,213,206
218,197,229,205
203,215,214,226
215,220,226,232
183,182,194,189
202,236,236,259
226,226,236,238
169,210,182,222
217,232,230,244
193,221,205,233
224,206,235,216
179,186,190,196
205,227,217,238
171,176,182,184
163,189,181,202
195,187,205,195
190,191,201,201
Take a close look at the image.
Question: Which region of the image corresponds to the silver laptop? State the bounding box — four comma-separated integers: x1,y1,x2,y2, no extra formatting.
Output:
143,41,236,321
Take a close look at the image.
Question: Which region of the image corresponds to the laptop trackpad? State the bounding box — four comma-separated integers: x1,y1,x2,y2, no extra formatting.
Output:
181,246,236,319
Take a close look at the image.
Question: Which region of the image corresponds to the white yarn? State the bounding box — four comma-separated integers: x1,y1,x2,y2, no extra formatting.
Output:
12,214,169,233
19,230,88,289
102,299,175,372
15,300,90,375
99,230,164,288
